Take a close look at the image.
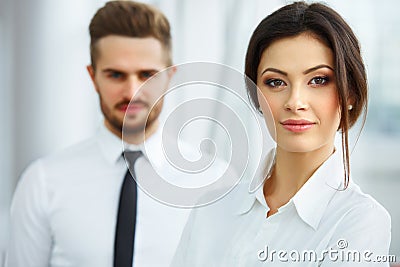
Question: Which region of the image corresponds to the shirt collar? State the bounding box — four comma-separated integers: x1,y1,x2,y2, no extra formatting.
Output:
96,123,125,164
97,122,163,164
237,148,345,231
123,123,163,165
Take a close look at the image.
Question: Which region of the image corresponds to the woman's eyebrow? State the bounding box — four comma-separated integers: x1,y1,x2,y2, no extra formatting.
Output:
303,64,334,74
260,68,287,76
260,64,333,76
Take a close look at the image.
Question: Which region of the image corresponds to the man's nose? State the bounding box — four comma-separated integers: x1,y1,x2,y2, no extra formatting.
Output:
124,76,143,99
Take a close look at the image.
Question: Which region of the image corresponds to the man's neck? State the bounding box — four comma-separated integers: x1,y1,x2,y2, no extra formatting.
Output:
104,120,159,145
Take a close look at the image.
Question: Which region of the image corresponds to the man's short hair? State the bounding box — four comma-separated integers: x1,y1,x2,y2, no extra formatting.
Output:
89,0,172,69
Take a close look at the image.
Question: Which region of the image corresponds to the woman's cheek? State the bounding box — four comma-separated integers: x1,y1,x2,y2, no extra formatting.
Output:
257,90,277,141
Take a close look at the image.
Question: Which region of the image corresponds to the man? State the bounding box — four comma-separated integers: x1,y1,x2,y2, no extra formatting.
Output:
6,1,211,266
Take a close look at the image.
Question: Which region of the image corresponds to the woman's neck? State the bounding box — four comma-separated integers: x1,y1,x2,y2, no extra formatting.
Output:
264,144,335,215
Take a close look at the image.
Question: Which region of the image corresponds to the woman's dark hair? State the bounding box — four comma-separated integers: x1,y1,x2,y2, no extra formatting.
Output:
245,1,368,189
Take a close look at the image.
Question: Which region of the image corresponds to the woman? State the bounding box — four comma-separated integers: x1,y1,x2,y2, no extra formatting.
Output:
171,2,391,266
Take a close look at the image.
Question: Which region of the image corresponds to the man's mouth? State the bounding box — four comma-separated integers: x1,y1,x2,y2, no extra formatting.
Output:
118,102,146,114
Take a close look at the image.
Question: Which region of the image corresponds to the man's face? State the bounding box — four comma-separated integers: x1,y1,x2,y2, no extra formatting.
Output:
87,35,174,138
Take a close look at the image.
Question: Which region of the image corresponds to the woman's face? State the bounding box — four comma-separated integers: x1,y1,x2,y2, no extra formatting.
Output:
256,33,340,153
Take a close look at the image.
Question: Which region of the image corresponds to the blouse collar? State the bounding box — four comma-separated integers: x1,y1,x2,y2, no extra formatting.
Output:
237,148,347,230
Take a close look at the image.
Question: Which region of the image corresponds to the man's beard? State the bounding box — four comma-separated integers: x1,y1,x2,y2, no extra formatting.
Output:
99,95,163,136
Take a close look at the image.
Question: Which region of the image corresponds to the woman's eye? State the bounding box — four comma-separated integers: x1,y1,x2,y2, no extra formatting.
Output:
265,79,287,88
309,76,329,86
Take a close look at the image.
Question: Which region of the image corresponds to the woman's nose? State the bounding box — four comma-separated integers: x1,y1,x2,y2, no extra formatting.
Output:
284,85,309,112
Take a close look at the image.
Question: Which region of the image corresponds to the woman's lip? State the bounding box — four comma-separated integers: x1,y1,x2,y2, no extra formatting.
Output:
281,119,315,125
280,119,316,133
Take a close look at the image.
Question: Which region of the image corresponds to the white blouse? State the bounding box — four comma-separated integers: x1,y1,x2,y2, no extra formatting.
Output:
171,149,392,266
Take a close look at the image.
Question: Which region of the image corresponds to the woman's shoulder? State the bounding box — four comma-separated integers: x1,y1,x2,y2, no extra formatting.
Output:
327,181,391,233
337,181,389,215
320,181,391,258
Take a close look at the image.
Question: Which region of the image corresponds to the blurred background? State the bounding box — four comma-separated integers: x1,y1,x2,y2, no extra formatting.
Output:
0,0,399,265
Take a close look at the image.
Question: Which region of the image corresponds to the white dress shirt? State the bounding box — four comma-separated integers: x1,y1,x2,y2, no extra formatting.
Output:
171,149,392,266
6,124,229,267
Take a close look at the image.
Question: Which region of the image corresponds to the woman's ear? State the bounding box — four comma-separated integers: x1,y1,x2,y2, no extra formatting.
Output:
346,94,356,111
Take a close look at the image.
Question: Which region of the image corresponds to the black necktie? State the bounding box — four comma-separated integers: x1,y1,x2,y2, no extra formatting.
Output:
114,151,142,267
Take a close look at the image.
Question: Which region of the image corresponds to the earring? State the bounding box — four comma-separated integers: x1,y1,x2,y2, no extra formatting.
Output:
348,105,353,110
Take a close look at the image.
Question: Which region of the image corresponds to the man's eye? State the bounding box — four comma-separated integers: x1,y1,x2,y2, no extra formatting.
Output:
265,79,287,88
309,76,329,86
109,72,123,79
139,71,155,80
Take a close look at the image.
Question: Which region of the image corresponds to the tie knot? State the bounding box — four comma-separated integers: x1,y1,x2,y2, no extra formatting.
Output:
123,150,143,167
